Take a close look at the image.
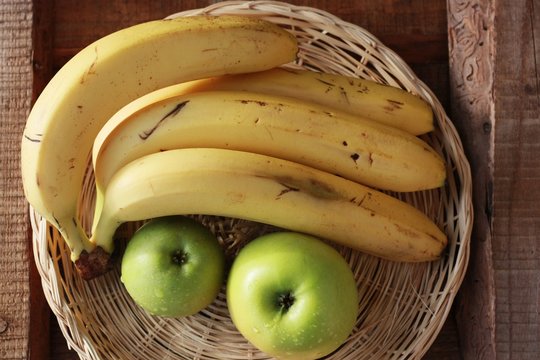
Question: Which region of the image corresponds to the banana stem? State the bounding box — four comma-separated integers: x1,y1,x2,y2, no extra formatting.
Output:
57,216,112,280
74,246,113,280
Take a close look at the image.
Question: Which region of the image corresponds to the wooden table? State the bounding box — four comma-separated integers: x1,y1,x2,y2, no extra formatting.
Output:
1,1,538,359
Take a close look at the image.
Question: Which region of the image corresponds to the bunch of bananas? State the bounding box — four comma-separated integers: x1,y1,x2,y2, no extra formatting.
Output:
21,15,447,280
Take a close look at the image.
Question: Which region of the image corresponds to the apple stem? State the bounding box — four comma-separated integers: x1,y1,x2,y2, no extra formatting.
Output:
172,250,189,266
277,292,295,312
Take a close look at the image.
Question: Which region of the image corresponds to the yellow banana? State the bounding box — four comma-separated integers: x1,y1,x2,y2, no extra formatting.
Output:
91,90,445,232
154,67,434,135
91,148,447,262
20,15,297,277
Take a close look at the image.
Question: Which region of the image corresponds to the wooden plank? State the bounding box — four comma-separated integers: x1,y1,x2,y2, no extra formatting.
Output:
0,0,34,359
446,1,497,359
28,0,56,359
491,0,540,358
47,0,449,67
448,1,540,359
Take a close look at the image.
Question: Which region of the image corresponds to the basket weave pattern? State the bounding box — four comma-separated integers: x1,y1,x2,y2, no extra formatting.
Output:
31,1,472,359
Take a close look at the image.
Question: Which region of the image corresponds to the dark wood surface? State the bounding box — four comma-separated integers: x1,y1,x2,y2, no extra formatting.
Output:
1,0,538,359
490,1,540,358
448,1,540,359
0,0,33,359
447,1,497,359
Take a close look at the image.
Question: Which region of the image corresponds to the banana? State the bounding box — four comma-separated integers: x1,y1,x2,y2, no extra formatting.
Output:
20,15,298,276
147,67,434,135
91,90,446,232
90,148,447,262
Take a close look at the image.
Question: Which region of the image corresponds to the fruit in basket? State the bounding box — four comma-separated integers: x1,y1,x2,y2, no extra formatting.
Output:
20,15,298,279
120,216,225,317
90,86,445,240
159,67,434,135
91,89,445,224
90,89,446,234
91,147,447,263
226,232,358,359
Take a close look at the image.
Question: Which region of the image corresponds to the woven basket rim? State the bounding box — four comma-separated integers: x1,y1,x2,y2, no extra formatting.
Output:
31,1,473,359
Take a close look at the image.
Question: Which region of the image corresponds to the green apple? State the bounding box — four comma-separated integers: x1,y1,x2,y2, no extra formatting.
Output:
227,232,358,359
121,216,225,317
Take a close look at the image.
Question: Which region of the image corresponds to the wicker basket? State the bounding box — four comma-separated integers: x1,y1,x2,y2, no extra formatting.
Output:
31,1,473,359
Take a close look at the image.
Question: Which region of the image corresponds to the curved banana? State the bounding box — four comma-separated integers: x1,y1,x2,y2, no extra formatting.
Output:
91,148,447,262
149,67,434,135
20,15,297,275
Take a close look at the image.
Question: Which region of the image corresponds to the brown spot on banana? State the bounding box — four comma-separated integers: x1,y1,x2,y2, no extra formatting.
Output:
316,78,335,87
237,99,268,106
139,100,189,140
356,84,369,94
24,134,41,143
384,99,405,112
315,78,335,94
306,178,341,200
338,86,349,104
350,153,360,163
394,223,421,239
350,192,372,207
282,176,343,201
274,104,284,112
227,191,246,204
80,46,99,84
261,175,344,201
276,183,299,199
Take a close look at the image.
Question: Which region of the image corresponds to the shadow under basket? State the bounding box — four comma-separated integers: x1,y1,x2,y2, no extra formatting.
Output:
31,1,473,359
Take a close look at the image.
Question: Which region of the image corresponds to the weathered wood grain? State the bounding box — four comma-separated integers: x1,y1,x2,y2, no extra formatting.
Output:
0,0,34,359
28,1,55,359
48,0,448,68
448,0,540,359
447,1,496,359
491,1,540,359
